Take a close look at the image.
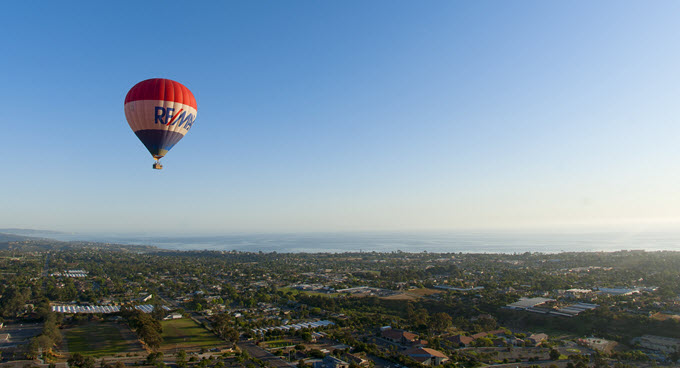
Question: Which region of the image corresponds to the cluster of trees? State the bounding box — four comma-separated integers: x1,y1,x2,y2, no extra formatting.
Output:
499,305,680,341
212,313,239,344
121,307,163,349
0,286,32,318
68,353,96,368
22,299,62,359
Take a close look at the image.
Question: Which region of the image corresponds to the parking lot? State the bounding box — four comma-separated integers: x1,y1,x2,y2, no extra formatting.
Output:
0,322,43,349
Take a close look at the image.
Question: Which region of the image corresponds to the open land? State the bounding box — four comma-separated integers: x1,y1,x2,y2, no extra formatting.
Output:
160,318,226,353
63,322,142,357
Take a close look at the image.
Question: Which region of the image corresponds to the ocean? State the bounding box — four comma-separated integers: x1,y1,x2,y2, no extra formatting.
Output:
37,230,680,253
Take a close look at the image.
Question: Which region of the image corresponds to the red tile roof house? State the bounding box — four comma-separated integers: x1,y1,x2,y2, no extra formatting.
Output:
470,330,505,339
412,339,429,348
471,332,488,339
403,348,449,366
447,334,474,347
382,328,420,345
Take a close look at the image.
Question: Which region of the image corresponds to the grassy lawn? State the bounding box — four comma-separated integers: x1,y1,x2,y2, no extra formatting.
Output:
160,318,224,351
64,322,139,357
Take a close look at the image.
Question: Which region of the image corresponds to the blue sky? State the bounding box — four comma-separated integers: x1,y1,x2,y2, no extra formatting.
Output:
2,1,680,233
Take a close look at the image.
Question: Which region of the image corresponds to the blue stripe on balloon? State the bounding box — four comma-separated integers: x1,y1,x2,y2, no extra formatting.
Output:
134,129,186,158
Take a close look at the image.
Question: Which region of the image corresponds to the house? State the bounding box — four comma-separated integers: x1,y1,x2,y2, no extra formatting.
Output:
401,331,419,344
412,339,429,348
447,335,474,347
313,355,350,368
471,332,488,339
0,333,9,343
164,313,183,320
527,333,548,346
344,353,369,367
382,328,419,345
597,288,638,296
403,348,449,366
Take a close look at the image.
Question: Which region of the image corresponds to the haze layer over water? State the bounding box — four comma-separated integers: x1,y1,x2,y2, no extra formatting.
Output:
39,230,680,253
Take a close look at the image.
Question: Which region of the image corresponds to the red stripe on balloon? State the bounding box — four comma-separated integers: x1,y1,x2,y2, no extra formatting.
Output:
124,78,197,109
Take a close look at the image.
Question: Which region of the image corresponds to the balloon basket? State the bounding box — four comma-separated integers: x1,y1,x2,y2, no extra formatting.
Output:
152,162,163,170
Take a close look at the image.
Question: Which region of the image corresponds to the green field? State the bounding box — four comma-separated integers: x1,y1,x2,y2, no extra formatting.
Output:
64,322,140,357
160,318,224,351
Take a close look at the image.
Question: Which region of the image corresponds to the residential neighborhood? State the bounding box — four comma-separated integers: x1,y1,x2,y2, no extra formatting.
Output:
1,234,680,368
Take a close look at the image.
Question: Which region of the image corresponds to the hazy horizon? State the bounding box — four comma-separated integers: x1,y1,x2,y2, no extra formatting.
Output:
5,225,680,254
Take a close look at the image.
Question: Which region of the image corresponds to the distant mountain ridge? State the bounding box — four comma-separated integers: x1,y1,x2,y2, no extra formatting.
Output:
0,233,33,242
0,232,157,252
0,228,66,235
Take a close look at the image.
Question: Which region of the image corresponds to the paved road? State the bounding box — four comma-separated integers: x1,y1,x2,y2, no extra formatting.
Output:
237,341,295,368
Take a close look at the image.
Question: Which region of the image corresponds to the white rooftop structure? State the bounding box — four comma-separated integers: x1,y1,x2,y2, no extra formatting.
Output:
506,297,555,310
251,320,335,335
566,288,592,293
597,288,638,296
51,304,169,314
555,302,599,317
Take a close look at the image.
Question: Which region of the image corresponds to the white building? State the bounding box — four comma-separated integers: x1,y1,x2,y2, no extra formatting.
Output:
598,288,638,296
505,297,555,310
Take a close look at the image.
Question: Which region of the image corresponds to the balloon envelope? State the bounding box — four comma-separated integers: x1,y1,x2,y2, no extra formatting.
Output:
124,78,197,159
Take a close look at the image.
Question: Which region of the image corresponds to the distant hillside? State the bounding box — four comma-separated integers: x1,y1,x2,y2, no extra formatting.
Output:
0,232,157,252
0,228,66,235
0,233,34,242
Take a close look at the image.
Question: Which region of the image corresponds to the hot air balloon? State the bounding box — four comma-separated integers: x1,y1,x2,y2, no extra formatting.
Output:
124,78,197,169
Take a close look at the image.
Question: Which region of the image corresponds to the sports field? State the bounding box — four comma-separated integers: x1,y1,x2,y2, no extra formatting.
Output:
64,322,141,356
160,318,224,352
